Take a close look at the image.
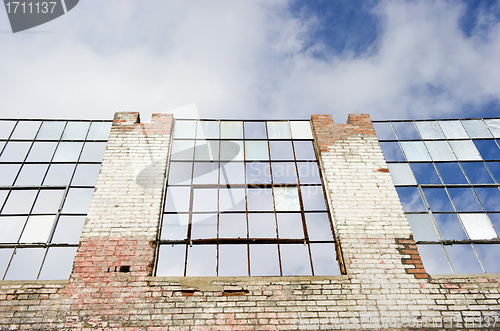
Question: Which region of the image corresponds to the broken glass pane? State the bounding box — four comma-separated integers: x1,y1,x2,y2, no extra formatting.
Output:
61,122,90,140
248,213,276,238
196,121,219,139
220,121,243,139
267,121,291,139
167,162,192,186
192,188,217,212
157,244,186,276
244,122,267,139
219,213,246,239
271,162,297,184
250,244,280,276
191,214,217,239
79,142,107,162
387,163,416,185
53,142,84,162
305,213,333,241
438,121,468,139
405,214,439,242
474,244,500,273
373,122,396,140
0,248,14,280
244,141,269,161
400,141,431,161
0,142,31,162
433,214,468,240
2,190,37,214
0,164,21,186
300,186,326,211
474,187,500,212
36,121,65,140
161,214,188,241
220,162,245,185
0,121,16,139
460,162,494,184
484,119,500,138
447,188,483,212
71,164,101,186
417,244,452,274
280,244,312,276
297,162,321,184
87,122,112,140
43,164,75,186
310,243,340,276
219,188,246,212
174,120,196,139
218,244,248,276
449,141,481,160
0,216,26,243
421,188,454,212
290,121,313,139
164,187,191,213
424,141,456,161
473,140,500,160
51,216,86,244
10,121,41,140
4,247,45,280
445,244,483,274
461,120,492,138
247,188,274,211
434,163,467,184
220,141,243,161
276,213,304,239
32,190,64,214
415,121,444,139
409,163,441,184
62,188,94,214
186,244,216,276
392,122,420,140
379,142,406,161
192,162,218,185
14,164,49,186
38,246,78,280
246,162,271,185
194,140,219,161
269,141,294,160
275,186,300,211
395,187,426,212
293,141,316,160
171,140,195,160
19,215,55,243
26,142,57,162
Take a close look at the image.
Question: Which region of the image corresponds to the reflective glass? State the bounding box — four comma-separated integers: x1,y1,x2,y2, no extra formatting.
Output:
2,190,37,214
87,122,111,140
164,187,191,212
424,141,456,161
484,119,500,138
392,122,420,140
300,186,326,211
449,141,481,160
486,162,500,183
372,123,396,140
38,247,78,280
157,244,186,276
191,214,217,239
10,121,41,140
277,213,304,239
43,164,75,186
433,214,468,240
489,213,500,234
269,141,294,160
379,142,406,161
474,244,500,273
305,213,333,241
400,141,431,161
0,142,31,162
61,122,90,140
280,244,312,276
0,216,26,243
244,122,267,139
474,188,500,211
267,121,290,139
171,140,195,160
219,188,246,212
79,142,107,162
174,120,196,139
0,164,21,186
0,248,14,279
36,121,65,140
275,186,300,211
0,190,8,207
271,162,297,184
0,121,16,139
196,121,219,139
192,162,218,185
293,141,316,160
434,163,467,184
186,245,216,276
62,188,94,214
4,247,45,280
459,214,497,240
192,189,217,212
220,121,243,139
220,162,245,185
290,121,313,139
310,243,340,276
461,120,492,138
51,216,86,244
220,141,243,161
415,121,444,139
297,162,321,184
422,188,454,212
219,214,246,239
32,190,64,214
194,140,219,161
447,188,483,212
445,244,483,274
161,214,188,240
460,163,494,184
438,121,468,139
71,164,101,186
218,244,248,276
247,188,273,211
248,213,276,238
473,140,500,160
52,142,84,162
246,162,271,185
14,164,48,186
405,214,439,242
387,163,416,185
244,141,269,161
417,244,452,274
26,142,57,162
395,187,426,212
250,244,280,276
167,162,192,186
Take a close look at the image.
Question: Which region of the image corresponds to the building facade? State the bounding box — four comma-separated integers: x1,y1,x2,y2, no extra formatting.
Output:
0,112,499,330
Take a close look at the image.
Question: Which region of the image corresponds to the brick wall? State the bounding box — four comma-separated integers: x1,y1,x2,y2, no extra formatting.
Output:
0,112,498,330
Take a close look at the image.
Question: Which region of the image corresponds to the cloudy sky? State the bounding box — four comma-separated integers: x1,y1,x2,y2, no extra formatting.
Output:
0,0,499,122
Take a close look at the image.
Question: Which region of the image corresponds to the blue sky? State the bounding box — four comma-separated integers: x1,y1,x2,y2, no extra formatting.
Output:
0,0,499,122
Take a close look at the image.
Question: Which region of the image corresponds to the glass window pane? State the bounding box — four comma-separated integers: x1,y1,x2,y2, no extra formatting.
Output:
10,121,41,140
43,164,75,186
164,187,191,213
267,121,290,139
2,190,37,214
250,244,280,276
61,122,90,140
425,141,456,161
219,188,245,212
157,244,186,276
0,190,7,207
400,142,431,161
271,162,297,184
53,142,84,162
379,142,406,161
290,121,313,139
275,186,300,211
36,121,65,140
32,190,64,214
0,248,14,279
484,119,500,138
192,162,218,184
387,163,416,185
473,140,500,160
277,213,304,239
409,163,441,184
0,142,31,162
26,142,57,162
79,142,107,162
220,141,243,161
310,243,340,276
461,162,494,184
0,164,21,186
373,123,396,140
87,122,111,140
192,189,217,212
438,121,468,139
280,244,312,276
395,187,426,212
186,245,216,276
445,244,483,274
300,186,326,211
245,141,269,161
459,214,497,240
62,188,94,214
248,213,276,238
244,122,267,139
71,164,101,186
219,244,248,276
434,163,467,184
246,162,271,185
161,214,188,240
196,121,219,139
417,244,452,274
191,214,217,239
51,216,86,244
247,188,273,211
474,244,500,273
221,121,243,139
171,140,195,160
474,188,500,211
293,141,316,160
297,162,321,184
219,214,246,239
0,216,26,243
38,247,78,280
305,213,333,241
447,188,483,212
449,141,482,160
422,188,454,212
4,247,45,280
167,162,192,186
433,214,468,240
174,120,196,139
194,140,219,161
0,121,16,139
14,164,48,186
461,120,492,138
486,162,500,183
406,214,439,242
269,141,294,160
415,121,444,139
392,122,420,140
220,162,245,185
